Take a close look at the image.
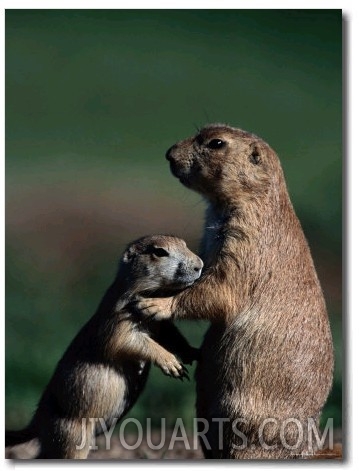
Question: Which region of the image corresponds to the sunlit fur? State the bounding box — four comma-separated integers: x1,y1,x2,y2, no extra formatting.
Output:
139,124,334,459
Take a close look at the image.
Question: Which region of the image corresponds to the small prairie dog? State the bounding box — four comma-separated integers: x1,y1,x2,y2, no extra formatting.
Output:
137,124,334,459
6,235,203,459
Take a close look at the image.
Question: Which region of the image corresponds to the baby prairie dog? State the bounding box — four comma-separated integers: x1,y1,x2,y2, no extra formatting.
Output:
6,235,203,459
137,124,334,459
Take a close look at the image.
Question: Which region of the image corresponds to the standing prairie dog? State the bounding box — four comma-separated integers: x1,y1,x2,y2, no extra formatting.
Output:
137,124,334,459
6,235,203,459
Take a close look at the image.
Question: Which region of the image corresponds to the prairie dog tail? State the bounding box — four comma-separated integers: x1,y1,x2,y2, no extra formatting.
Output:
5,425,37,448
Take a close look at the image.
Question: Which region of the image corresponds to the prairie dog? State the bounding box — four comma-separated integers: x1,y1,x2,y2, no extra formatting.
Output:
137,124,334,459
6,235,203,459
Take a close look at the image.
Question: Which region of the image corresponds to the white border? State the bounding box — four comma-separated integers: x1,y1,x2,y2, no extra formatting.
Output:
2,2,356,470
0,0,354,9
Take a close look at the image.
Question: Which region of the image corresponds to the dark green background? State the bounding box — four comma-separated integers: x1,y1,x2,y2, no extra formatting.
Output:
6,10,342,432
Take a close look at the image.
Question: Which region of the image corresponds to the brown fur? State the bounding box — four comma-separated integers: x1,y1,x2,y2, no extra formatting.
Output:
137,124,334,459
6,235,203,459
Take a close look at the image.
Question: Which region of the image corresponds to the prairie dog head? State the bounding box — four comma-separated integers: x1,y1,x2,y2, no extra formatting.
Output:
165,123,284,204
120,235,203,295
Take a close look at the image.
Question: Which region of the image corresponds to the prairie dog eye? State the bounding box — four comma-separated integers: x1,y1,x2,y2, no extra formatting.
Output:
152,247,169,258
207,139,225,149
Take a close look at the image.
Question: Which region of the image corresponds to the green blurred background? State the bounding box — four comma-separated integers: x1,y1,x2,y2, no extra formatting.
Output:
6,9,342,433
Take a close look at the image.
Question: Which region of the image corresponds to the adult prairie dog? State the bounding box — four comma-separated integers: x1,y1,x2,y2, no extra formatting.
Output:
6,235,203,459
137,124,334,459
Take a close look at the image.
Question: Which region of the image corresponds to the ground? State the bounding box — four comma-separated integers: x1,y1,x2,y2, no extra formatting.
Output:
5,430,342,460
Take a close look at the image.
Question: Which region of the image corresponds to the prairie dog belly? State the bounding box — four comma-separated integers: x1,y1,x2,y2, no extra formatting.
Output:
95,361,150,432
52,360,150,433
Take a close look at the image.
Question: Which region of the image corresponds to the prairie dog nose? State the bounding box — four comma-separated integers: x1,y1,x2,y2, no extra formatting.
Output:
165,145,176,161
193,258,204,275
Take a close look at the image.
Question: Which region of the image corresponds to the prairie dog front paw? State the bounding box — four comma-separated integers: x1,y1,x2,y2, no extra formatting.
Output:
136,297,174,320
156,353,189,380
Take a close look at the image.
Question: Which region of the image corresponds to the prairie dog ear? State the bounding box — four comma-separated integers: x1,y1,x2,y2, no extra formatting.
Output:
122,245,138,263
249,143,262,165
